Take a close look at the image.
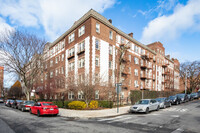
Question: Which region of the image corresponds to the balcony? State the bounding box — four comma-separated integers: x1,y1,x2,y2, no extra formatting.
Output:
68,54,75,60
140,74,147,80
162,63,169,68
140,64,147,69
77,49,85,56
122,71,129,77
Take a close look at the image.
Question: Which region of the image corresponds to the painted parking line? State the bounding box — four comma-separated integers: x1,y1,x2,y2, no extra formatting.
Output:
97,115,124,122
107,116,133,123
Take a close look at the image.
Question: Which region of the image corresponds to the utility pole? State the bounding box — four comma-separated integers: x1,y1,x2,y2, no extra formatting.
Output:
185,70,187,94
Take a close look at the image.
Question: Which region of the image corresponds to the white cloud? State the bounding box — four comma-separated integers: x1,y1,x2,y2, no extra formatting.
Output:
0,17,13,35
141,0,200,44
0,0,116,41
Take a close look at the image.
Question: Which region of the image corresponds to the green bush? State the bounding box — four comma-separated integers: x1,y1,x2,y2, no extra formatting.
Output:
89,100,98,109
51,101,63,108
64,101,72,109
68,101,87,110
98,101,113,108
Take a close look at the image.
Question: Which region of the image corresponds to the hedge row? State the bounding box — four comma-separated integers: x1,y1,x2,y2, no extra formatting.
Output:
38,100,113,109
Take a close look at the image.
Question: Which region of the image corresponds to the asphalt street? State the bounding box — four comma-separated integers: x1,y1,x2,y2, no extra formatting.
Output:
0,100,200,133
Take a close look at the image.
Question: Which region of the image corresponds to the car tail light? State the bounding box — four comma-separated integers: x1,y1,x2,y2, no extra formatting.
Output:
25,105,29,107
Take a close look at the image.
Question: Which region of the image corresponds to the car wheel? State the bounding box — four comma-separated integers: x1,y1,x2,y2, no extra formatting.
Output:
156,106,160,111
37,110,40,117
176,101,178,105
169,103,172,107
30,109,32,114
163,105,166,109
145,108,149,114
22,108,24,112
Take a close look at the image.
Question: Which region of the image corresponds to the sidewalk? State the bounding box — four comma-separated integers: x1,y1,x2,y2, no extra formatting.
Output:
59,106,131,118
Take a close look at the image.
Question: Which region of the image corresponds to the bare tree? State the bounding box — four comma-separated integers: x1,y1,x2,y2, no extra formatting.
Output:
180,61,200,93
0,29,46,100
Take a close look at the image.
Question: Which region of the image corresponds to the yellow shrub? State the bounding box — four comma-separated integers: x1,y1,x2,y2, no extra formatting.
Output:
89,100,98,109
68,101,86,110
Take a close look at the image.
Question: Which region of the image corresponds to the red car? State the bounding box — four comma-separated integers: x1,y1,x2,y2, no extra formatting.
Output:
30,102,59,117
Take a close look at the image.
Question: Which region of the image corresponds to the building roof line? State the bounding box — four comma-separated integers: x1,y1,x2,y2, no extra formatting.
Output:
49,9,156,54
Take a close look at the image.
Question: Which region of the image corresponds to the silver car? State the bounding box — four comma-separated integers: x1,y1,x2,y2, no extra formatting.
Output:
130,99,160,114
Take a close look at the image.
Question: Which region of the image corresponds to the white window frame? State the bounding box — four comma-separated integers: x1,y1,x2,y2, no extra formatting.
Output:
78,91,84,100
61,54,64,61
68,33,75,43
78,25,85,37
109,61,112,69
78,41,85,52
68,47,75,57
95,57,99,66
109,31,113,40
134,69,138,76
78,58,85,68
95,90,99,99
95,39,100,50
96,23,100,33
109,45,112,55
50,71,53,78
68,91,74,100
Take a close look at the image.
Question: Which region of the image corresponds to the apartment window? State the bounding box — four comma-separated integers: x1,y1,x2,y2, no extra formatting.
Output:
55,57,58,64
45,63,47,69
134,80,138,88
45,74,47,80
78,41,85,52
41,78,43,83
69,62,75,71
134,69,138,76
78,91,83,99
96,23,100,33
95,90,99,99
129,55,131,62
68,47,75,57
109,61,112,69
120,92,124,99
95,39,100,50
121,38,125,44
68,91,74,100
134,45,138,53
78,25,85,37
134,57,139,64
61,67,64,74
78,58,85,68
50,71,53,78
61,54,64,61
55,69,58,76
95,73,99,81
62,42,65,49
109,31,113,40
95,57,99,66
50,60,53,67
68,33,75,43
153,65,155,71
109,45,112,55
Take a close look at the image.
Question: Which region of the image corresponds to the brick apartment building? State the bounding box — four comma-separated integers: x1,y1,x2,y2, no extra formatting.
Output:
0,66,4,97
33,9,180,101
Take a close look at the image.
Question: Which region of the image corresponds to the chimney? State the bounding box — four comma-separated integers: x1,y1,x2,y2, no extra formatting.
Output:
108,19,112,24
166,55,170,59
128,32,133,38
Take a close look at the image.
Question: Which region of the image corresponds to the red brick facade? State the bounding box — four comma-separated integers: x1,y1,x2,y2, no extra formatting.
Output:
0,66,4,97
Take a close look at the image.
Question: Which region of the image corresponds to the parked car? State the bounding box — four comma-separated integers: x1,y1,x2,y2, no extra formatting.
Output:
168,95,181,105
30,102,59,116
0,98,4,103
12,100,23,109
5,99,14,107
18,101,35,112
190,93,199,99
176,94,189,103
187,94,194,101
155,97,171,109
130,99,160,114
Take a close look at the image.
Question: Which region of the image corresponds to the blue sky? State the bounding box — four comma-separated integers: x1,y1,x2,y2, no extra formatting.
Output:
0,0,200,87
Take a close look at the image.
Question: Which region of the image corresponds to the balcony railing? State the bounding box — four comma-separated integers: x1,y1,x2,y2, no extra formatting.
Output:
77,49,85,55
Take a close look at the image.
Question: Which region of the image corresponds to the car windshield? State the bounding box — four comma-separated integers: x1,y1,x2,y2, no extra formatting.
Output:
156,98,165,102
137,100,149,104
16,100,23,102
169,96,176,99
177,94,185,98
42,103,55,106
25,101,35,104
191,93,197,96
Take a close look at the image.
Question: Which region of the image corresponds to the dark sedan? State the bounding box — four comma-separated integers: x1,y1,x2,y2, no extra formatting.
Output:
12,100,23,109
155,97,171,109
169,95,181,105
18,101,35,112
176,94,189,103
190,93,199,99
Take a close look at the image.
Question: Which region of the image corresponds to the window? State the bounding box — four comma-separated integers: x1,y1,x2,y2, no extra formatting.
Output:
134,69,138,76
79,74,84,83
109,45,112,55
109,61,112,69
55,57,58,64
120,92,124,99
78,41,85,52
45,74,47,80
78,91,83,99
78,58,85,68
68,91,74,100
50,71,53,78
95,39,100,50
129,55,131,62
61,54,64,61
69,62,75,71
45,63,47,69
96,23,100,33
134,57,139,64
41,78,43,83
62,41,65,49
134,80,138,88
68,33,75,43
109,31,113,39
95,57,99,66
134,45,138,53
55,69,58,76
121,38,125,44
61,67,64,74
68,47,75,57
95,90,99,99
50,60,53,67
78,25,85,37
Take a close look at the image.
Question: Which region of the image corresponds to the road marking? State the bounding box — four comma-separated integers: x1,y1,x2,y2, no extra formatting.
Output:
171,127,184,133
97,115,124,122
171,115,180,118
